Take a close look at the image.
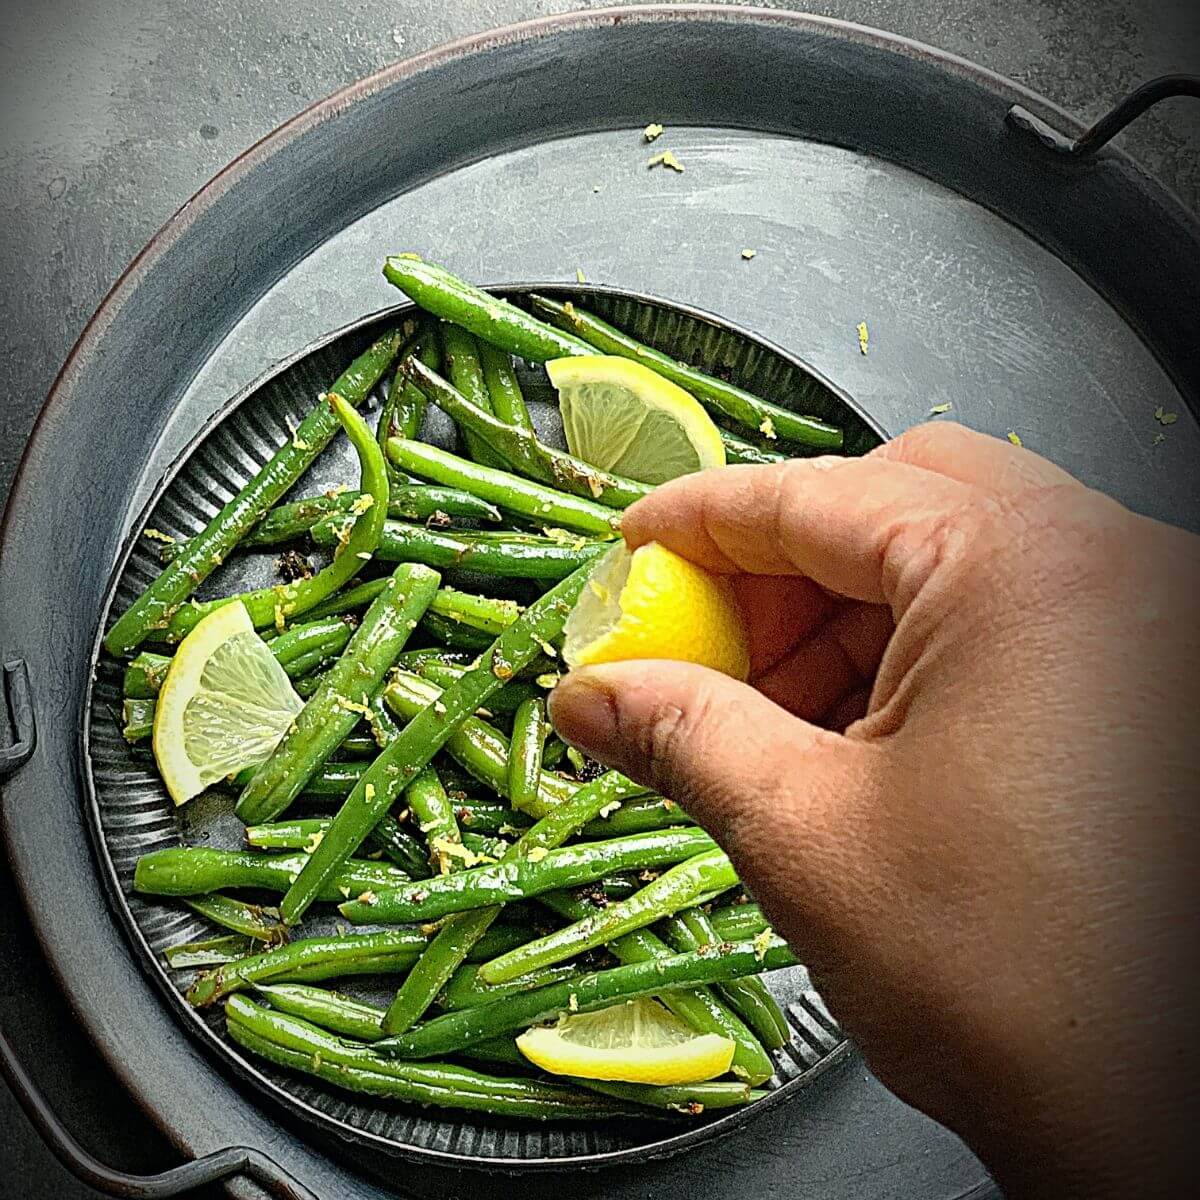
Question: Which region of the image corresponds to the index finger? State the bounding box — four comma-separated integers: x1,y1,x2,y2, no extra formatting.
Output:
620,456,982,608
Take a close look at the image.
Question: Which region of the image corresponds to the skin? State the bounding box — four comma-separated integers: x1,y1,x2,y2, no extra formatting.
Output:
549,423,1199,1199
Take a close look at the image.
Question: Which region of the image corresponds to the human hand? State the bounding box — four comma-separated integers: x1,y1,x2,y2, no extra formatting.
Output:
549,423,1198,1198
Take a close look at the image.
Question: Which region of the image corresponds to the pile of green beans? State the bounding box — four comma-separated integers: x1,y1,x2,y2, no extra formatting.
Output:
113,258,834,1123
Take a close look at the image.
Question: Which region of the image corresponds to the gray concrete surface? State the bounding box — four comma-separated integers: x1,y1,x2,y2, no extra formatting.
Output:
0,2,1196,1197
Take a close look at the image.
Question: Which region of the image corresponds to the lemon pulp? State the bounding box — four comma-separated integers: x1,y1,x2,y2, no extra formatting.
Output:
548,355,725,485
516,998,735,1084
152,601,303,806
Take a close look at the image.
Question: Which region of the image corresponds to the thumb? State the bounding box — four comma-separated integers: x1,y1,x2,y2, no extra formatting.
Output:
549,660,883,953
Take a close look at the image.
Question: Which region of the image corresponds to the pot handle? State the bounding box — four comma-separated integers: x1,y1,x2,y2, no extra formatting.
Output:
0,659,36,780
0,1022,319,1199
1006,73,1200,159
1,662,316,1196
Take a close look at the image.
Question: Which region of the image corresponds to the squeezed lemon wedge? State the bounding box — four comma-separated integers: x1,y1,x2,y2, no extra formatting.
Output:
563,541,750,680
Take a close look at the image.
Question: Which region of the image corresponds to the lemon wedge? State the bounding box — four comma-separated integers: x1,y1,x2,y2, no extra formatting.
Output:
563,541,750,680
547,355,725,485
516,998,735,1084
152,601,303,806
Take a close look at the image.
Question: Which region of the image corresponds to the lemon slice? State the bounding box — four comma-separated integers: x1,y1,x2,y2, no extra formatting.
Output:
547,355,725,485
563,541,750,680
153,601,303,806
516,998,735,1084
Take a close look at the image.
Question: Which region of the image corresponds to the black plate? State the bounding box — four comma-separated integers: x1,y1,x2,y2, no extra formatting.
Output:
86,285,882,1173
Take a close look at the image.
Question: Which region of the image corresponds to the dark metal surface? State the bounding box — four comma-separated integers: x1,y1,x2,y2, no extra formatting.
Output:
0,2,1195,1200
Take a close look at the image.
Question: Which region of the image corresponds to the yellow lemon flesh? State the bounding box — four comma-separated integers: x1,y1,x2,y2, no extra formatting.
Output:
563,541,750,680
516,998,735,1084
152,601,303,806
547,355,725,485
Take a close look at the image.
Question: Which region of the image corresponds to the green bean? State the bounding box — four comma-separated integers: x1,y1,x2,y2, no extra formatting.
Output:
364,689,401,748
231,922,531,991
279,564,595,925
541,736,567,769
478,340,533,432
460,831,510,860
165,934,255,969
159,487,503,563
572,1077,754,1111
393,484,504,522
441,322,508,469
255,983,387,1040
404,765,462,874
188,930,427,1006
384,256,585,359
529,294,844,451
298,760,369,797
408,656,516,710
266,616,357,672
418,660,541,719
420,611,494,651
308,584,517,634
184,894,287,944
243,817,431,879
312,516,604,581
121,697,155,743
478,847,736,984
709,902,770,943
243,487,500,541
454,1038,527,1068
718,429,787,466
384,669,579,817
375,936,798,1058
662,909,789,1050
122,652,171,699
133,846,410,900
235,563,440,824
225,995,638,1119
341,828,712,925
404,358,649,509
538,889,773,1085
430,586,522,635
105,328,403,656
376,770,643,1036
162,396,389,641
388,438,619,539
581,795,692,838
507,697,546,816
379,327,439,449
437,962,583,1011
301,577,389,620
451,798,533,836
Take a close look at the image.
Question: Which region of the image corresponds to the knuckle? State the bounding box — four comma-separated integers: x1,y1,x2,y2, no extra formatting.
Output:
636,689,718,799
876,420,968,465
880,499,990,615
